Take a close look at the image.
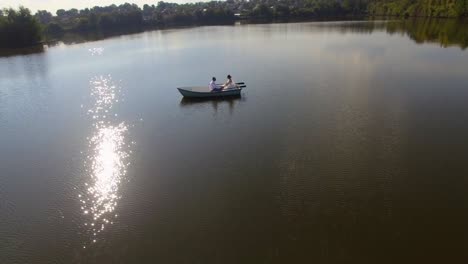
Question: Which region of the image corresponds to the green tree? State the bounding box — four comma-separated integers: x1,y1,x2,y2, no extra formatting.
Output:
0,6,43,48
56,9,66,17
455,0,468,16
252,3,273,18
274,5,291,17
45,22,64,36
35,10,53,24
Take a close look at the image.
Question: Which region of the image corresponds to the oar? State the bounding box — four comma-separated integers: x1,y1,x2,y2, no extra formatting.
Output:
216,82,245,86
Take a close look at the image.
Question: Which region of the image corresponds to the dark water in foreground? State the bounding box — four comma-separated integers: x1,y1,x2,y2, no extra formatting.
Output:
1,20,468,263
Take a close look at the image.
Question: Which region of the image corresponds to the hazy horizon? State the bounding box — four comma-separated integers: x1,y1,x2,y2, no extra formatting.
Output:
0,0,207,13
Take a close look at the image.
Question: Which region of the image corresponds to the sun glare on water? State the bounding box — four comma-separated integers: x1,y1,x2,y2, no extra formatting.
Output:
80,75,131,246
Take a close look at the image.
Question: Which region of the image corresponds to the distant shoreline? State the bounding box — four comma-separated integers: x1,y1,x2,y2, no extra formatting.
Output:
2,1,466,52
1,16,467,57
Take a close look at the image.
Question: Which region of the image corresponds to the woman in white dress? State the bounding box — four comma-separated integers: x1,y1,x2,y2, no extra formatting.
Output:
222,75,236,89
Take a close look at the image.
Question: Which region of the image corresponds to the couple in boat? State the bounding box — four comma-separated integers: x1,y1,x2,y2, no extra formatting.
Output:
209,75,236,92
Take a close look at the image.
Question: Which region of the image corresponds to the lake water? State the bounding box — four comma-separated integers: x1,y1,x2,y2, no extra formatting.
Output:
1,20,468,263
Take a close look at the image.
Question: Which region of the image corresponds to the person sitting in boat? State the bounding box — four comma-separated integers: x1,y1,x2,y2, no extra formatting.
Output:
209,77,222,92
222,74,236,89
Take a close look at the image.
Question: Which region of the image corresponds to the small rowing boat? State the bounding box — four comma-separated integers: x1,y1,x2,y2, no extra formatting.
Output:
177,83,246,98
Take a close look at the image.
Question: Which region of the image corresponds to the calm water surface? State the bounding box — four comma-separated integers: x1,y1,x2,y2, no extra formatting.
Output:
1,20,468,263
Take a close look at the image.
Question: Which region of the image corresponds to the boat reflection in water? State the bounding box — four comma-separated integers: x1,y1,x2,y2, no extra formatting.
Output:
179,95,241,105
79,75,130,247
180,95,244,115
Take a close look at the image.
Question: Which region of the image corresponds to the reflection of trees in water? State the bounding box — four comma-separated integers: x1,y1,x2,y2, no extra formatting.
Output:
312,19,468,50
386,19,468,50
48,28,144,46
60,19,466,50
0,45,44,57
52,19,468,50
321,20,388,34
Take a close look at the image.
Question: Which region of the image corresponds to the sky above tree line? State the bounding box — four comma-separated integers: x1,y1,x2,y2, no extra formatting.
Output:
0,0,205,13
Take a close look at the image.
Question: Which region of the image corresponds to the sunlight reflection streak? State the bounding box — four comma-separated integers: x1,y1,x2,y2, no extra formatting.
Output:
80,75,130,245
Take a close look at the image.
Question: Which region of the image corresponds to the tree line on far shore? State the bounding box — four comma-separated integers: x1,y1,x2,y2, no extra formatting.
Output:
1,0,468,48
